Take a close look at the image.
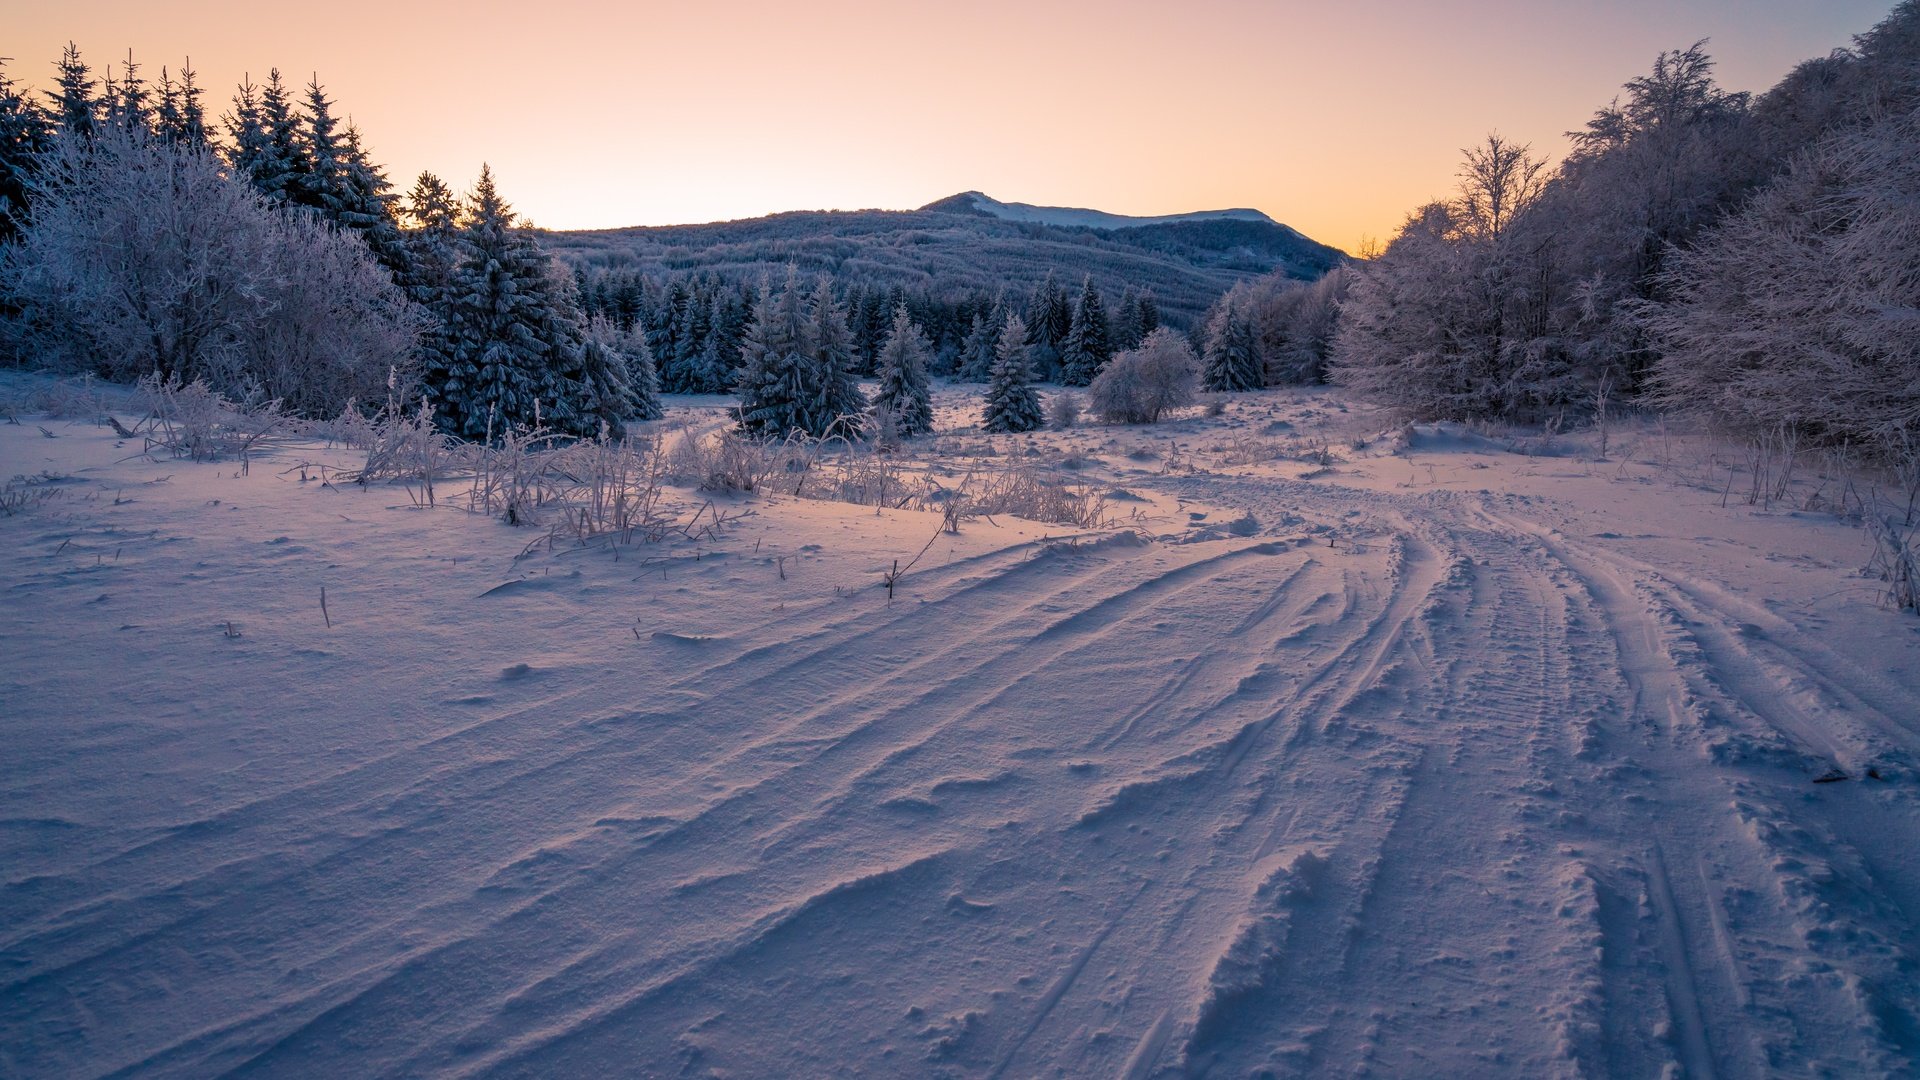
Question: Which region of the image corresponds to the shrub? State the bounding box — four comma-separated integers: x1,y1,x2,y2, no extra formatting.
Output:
1089,328,1199,424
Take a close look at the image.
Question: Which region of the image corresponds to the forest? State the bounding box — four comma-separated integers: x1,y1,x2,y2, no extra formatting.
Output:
1,1,1917,465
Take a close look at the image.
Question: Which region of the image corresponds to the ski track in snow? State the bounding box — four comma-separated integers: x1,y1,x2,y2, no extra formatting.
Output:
4,397,1920,1078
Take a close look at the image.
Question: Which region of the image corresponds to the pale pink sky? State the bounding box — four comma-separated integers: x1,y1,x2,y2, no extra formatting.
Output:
13,1,1897,250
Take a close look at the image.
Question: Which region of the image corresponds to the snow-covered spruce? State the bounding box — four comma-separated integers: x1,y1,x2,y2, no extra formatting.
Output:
1202,299,1262,392
982,312,1043,433
872,304,935,439
1059,274,1113,387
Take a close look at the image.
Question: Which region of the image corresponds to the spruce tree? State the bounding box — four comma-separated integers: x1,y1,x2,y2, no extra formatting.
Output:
1136,290,1161,341
872,304,934,437
49,44,99,140
579,316,640,438
983,313,1043,433
810,278,866,432
224,77,268,182
1059,276,1113,386
1202,302,1263,391
0,60,53,246
958,313,996,382
103,51,150,136
176,62,209,150
296,76,344,214
155,67,184,144
337,124,410,275
436,166,591,440
247,70,309,204
1114,287,1143,351
737,272,829,437
620,319,664,421
668,287,710,393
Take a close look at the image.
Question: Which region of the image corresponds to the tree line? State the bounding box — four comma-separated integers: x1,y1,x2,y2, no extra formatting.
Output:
1324,4,1920,465
0,44,1190,443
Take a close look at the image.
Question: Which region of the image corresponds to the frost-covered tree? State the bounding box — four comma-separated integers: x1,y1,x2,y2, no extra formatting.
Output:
1332,137,1570,419
1,129,416,412
231,210,424,414
958,313,996,382
1090,327,1199,424
335,124,409,275
1134,290,1161,342
1202,301,1262,391
617,317,664,422
1646,108,1920,460
983,312,1043,433
1059,276,1112,386
810,277,866,430
242,70,308,205
1529,42,1757,389
295,76,344,214
434,166,591,440
579,315,639,437
1114,287,1143,351
1025,271,1070,379
737,271,832,438
872,304,934,437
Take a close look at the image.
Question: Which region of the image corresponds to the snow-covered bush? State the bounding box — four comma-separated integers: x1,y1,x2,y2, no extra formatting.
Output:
2,129,418,416
1047,391,1081,430
1090,328,1199,424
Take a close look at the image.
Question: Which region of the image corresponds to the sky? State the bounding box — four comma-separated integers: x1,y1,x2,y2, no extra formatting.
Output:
11,1,1900,252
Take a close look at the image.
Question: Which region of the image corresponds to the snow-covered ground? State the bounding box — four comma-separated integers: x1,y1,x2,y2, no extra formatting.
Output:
4,382,1919,1077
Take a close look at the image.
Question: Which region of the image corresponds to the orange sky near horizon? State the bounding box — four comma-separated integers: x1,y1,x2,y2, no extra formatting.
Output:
11,1,1899,252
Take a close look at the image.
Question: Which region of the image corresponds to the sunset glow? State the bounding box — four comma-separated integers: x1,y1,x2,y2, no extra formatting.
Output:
13,0,1892,249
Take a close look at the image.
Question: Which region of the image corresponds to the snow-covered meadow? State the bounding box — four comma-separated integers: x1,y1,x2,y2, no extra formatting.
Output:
4,379,1919,1077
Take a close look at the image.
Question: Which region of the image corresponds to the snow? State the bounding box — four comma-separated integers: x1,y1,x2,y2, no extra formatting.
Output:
4,382,1920,1077
950,191,1285,233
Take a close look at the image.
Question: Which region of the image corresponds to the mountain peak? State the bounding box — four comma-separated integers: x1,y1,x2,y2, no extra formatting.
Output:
919,191,1281,232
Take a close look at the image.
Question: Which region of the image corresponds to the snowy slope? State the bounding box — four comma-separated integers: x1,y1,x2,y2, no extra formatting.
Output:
921,190,1288,233
4,386,1919,1077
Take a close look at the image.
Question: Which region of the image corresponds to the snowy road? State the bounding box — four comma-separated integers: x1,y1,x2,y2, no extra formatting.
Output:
4,408,1919,1077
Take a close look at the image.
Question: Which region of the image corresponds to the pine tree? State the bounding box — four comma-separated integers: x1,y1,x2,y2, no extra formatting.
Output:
619,319,664,421
579,316,639,438
737,272,830,437
435,166,591,440
1114,287,1143,351
1202,302,1263,391
958,313,996,382
1135,290,1161,341
155,67,184,144
103,51,149,136
224,78,267,182
176,61,209,151
1025,271,1061,354
0,59,53,246
336,124,409,275
872,304,934,437
810,278,866,432
670,288,713,394
1059,276,1113,386
984,313,1043,433
247,70,309,204
296,76,344,214
49,44,99,139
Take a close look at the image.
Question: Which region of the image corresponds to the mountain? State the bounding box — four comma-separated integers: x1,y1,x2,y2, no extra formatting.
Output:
919,190,1284,232
540,192,1345,327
